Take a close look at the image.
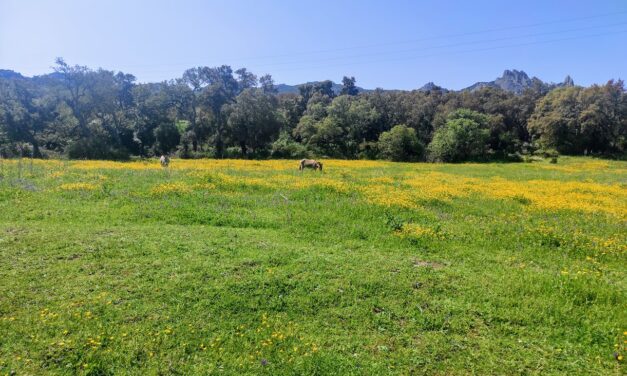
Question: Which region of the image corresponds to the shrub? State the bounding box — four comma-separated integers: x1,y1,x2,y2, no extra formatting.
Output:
377,125,424,162
534,148,559,158
270,132,309,159
67,138,130,160
358,141,379,160
153,122,181,155
506,152,524,162
224,146,244,159
427,109,490,162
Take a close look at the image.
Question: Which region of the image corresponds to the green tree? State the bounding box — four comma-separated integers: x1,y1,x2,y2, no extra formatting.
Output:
341,76,358,96
53,58,93,138
294,95,380,158
226,88,281,156
235,68,257,91
527,87,581,154
0,78,48,157
179,67,213,151
154,122,181,155
577,80,625,154
527,82,626,155
428,109,490,162
52,59,136,159
259,74,277,94
270,131,308,158
377,124,424,162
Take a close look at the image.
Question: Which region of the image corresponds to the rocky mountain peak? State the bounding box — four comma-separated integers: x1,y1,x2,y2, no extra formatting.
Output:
494,69,533,94
562,75,574,87
418,82,447,92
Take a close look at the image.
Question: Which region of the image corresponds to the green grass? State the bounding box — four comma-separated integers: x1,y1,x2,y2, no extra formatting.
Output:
0,157,625,375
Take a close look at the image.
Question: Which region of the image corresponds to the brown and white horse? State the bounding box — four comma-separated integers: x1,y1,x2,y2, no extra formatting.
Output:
299,159,323,172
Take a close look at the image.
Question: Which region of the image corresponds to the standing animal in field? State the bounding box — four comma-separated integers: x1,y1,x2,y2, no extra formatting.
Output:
299,159,323,172
160,155,170,168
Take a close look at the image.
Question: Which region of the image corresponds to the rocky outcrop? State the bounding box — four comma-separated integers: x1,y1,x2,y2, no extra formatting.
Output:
463,69,538,94
418,82,448,92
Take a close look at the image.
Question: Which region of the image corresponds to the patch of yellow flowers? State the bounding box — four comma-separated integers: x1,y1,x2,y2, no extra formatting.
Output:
17,158,626,219
58,182,98,191
151,182,192,195
64,158,391,172
363,171,626,219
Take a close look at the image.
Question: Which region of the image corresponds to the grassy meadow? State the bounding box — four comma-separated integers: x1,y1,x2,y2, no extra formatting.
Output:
0,157,625,375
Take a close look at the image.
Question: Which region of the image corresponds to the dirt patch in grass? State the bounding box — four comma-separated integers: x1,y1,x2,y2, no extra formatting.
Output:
413,259,445,269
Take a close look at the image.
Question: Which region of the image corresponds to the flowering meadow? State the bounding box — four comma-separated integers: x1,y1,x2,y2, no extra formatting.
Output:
0,157,625,374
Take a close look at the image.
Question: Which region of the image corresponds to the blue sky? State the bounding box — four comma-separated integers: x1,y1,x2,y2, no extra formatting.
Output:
1,0,626,89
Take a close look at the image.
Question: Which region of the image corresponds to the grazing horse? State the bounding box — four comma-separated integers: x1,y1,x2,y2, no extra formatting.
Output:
160,155,170,168
299,159,323,172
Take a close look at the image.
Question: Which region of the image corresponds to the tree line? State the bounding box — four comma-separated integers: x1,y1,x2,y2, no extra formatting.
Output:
1,59,625,162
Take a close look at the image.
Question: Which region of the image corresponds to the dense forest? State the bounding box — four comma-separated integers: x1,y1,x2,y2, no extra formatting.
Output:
0,59,625,162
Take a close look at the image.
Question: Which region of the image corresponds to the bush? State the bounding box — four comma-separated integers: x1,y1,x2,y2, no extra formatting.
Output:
177,149,216,159
427,109,490,162
0,143,22,158
153,122,181,155
377,125,424,162
224,146,244,159
534,148,559,158
67,138,130,160
270,132,309,159
522,155,544,163
506,152,524,162
358,141,379,160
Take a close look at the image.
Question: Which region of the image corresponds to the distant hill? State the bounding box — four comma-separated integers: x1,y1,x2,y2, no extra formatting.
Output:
462,69,575,94
276,81,368,95
276,70,575,96
0,69,24,79
2,68,577,95
418,82,449,93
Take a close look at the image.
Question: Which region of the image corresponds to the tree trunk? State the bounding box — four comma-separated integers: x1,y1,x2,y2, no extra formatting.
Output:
240,142,247,157
32,141,42,158
215,136,224,159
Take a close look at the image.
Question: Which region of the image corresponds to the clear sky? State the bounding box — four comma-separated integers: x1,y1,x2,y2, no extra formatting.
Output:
1,0,626,90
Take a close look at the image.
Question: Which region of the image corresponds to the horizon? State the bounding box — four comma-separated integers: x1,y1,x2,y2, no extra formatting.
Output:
1,1,626,90
0,66,593,92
